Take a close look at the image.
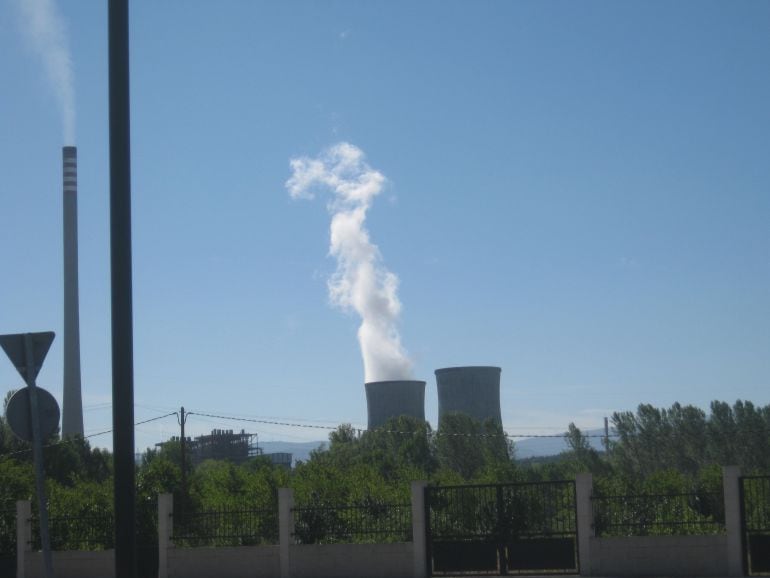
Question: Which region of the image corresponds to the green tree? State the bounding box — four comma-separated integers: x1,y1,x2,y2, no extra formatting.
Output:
563,422,607,476
359,415,436,479
435,414,512,480
42,437,112,486
0,457,33,507
611,400,770,479
137,454,181,500
1,389,29,457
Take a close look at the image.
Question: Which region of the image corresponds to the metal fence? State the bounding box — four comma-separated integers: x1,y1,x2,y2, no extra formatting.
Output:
426,481,579,575
742,476,770,535
172,506,278,547
0,509,14,554
137,495,160,578
28,500,157,577
137,494,159,546
292,502,412,544
1,508,15,567
592,491,725,536
31,511,114,551
741,475,770,575
427,481,577,541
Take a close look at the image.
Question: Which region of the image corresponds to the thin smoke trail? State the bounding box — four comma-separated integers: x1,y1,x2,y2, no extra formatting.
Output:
15,0,76,142
287,143,412,383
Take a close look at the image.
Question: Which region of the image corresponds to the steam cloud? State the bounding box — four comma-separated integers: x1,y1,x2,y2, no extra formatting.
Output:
287,143,413,383
16,0,76,142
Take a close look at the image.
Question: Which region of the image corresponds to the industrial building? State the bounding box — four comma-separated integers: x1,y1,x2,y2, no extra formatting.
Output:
186,429,258,465
158,429,292,468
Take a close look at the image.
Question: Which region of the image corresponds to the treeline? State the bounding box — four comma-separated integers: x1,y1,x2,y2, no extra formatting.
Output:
562,400,770,497
611,400,770,477
1,399,769,523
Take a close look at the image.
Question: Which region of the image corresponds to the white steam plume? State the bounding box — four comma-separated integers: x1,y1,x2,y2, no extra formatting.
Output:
16,0,76,142
287,143,413,383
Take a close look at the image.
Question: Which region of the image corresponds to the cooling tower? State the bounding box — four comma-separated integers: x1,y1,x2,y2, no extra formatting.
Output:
436,366,502,426
62,146,83,438
365,380,426,430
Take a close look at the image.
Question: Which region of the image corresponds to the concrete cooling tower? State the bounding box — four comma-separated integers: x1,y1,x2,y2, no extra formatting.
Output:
365,380,426,430
435,366,502,426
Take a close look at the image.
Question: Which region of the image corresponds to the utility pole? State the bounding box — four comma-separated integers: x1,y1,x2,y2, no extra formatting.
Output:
108,0,135,575
179,406,188,503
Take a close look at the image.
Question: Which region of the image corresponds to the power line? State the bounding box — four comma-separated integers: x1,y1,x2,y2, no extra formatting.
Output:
83,412,179,439
94,402,353,427
187,411,340,431
185,411,621,439
9,408,766,458
0,412,177,459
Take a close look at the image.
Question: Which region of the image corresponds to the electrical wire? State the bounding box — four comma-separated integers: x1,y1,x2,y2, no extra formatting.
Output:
185,411,620,439
0,412,177,459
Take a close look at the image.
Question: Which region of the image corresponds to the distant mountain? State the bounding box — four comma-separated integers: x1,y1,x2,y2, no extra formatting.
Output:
258,440,326,465
513,428,611,459
255,428,611,466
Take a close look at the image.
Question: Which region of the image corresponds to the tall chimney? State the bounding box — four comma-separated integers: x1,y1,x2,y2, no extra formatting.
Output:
62,146,83,437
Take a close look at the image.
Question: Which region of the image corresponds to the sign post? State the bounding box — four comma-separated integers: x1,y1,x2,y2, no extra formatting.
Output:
0,331,57,578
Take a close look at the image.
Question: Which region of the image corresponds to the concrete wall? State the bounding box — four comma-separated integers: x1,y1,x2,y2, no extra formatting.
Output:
575,469,743,578
589,535,729,577
14,469,746,578
25,550,114,578
168,545,279,578
165,542,410,578
290,542,413,578
22,537,732,578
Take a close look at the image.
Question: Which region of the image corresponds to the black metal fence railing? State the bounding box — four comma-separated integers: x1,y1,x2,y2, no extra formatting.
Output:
172,507,278,547
742,476,770,534
741,475,770,575
425,481,579,575
137,495,160,578
31,512,114,551
137,494,159,547
427,480,578,541
28,499,156,576
0,509,14,578
1,509,15,558
292,502,412,544
592,491,725,537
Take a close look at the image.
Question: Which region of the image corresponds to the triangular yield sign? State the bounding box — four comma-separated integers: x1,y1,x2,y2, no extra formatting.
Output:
0,332,55,384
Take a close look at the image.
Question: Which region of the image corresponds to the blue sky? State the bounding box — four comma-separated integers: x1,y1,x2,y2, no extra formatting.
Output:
1,1,768,452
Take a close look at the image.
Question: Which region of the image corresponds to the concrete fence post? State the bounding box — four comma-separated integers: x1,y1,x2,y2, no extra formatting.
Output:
16,500,31,578
723,465,742,577
279,488,294,578
575,473,593,576
157,493,174,578
411,480,428,578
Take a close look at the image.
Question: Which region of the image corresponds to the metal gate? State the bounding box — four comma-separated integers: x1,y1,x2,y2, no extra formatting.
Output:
741,476,770,576
425,481,578,575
